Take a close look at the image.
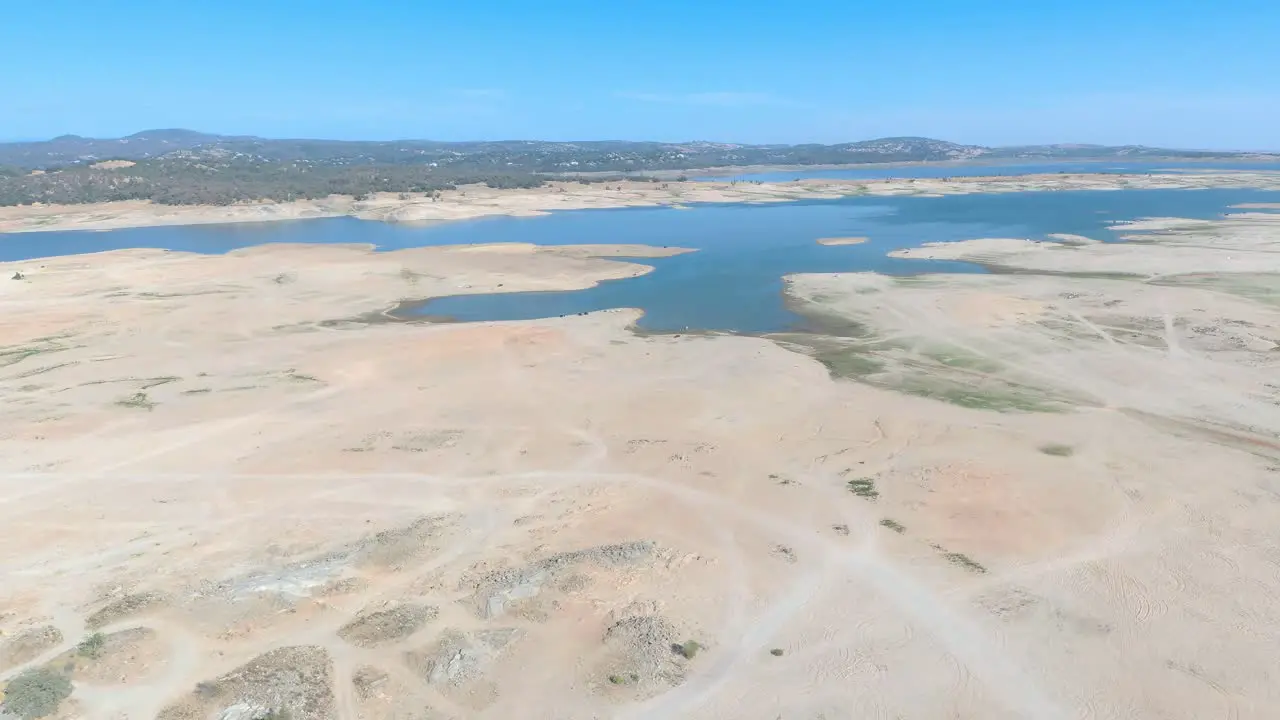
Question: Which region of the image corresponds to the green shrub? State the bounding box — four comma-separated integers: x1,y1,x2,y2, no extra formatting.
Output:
942,552,987,574
879,518,906,534
673,640,701,659
115,392,154,410
846,477,878,499
2,666,73,719
77,632,106,659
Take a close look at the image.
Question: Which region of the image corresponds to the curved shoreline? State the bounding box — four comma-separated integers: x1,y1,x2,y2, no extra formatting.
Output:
4,170,1280,235
3,177,1280,720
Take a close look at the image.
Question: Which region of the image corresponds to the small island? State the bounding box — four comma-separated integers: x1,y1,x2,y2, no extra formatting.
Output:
816,236,869,246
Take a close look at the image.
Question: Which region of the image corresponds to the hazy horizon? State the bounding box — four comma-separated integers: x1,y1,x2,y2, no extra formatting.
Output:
4,1,1278,150
1,128,1276,155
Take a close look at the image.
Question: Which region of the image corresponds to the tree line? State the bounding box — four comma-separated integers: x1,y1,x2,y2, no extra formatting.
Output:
0,159,662,207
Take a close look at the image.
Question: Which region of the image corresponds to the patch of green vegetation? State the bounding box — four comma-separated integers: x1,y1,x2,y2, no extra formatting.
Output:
181,388,212,395
673,640,701,660
0,347,44,367
1039,443,1075,457
1153,273,1280,308
844,476,879,499
879,518,906,533
942,552,987,574
769,648,785,657
115,392,155,410
0,339,78,368
607,673,639,685
134,289,229,299
921,348,1003,373
80,375,177,388
284,370,322,383
1,666,73,719
77,631,106,659
900,383,1059,413
13,362,78,379
815,348,885,378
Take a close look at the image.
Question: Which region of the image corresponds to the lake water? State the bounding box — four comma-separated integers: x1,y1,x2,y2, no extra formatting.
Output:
697,160,1280,183
9,187,1280,334
406,188,1280,332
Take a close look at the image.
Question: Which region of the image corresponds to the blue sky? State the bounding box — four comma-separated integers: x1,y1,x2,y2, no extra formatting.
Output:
2,0,1278,148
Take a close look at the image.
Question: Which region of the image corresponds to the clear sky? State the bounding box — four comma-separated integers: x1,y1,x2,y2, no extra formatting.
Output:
3,0,1278,148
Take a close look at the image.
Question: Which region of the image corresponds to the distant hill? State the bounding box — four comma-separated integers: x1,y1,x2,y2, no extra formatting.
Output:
2,131,1276,208
1,130,1272,171
0,130,232,167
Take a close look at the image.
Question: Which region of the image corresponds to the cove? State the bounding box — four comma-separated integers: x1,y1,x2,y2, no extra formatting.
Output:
6,186,1279,335
400,187,1280,333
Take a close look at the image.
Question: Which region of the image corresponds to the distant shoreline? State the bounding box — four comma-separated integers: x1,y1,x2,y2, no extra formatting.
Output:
3,170,1280,235
637,156,1280,179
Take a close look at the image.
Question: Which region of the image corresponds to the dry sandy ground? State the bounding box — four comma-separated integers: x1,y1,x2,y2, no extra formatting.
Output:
3,171,1280,234
892,211,1280,276
0,204,1278,718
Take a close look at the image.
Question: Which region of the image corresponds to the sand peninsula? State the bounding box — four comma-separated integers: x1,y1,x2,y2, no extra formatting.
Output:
3,170,1280,234
1,174,1279,719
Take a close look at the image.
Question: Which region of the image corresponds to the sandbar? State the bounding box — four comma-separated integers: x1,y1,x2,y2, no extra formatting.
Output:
888,211,1280,276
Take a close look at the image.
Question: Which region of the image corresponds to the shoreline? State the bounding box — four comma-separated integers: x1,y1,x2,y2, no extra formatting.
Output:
3,171,1280,235
2,179,1279,719
678,155,1280,179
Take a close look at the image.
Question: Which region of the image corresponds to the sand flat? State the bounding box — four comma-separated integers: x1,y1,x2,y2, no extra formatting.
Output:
0,201,1278,718
889,211,1280,276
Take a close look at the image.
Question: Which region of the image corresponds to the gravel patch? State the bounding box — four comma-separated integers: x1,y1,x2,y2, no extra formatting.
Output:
158,645,335,720
337,604,438,648
0,626,63,672
471,541,654,618
85,591,168,629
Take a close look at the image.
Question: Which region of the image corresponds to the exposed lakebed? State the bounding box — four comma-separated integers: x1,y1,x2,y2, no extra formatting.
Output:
7,187,1280,333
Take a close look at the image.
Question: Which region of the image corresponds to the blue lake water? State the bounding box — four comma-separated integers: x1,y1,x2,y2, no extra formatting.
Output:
8,187,1280,334
407,188,1280,332
697,160,1280,183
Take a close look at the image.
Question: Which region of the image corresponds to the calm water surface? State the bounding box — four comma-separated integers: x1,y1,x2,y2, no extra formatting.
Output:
407,188,1280,332
9,187,1280,333
697,160,1280,183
